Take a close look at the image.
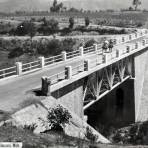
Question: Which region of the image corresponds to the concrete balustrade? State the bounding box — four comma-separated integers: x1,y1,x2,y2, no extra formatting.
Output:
65,66,72,79
38,56,45,69
41,76,51,96
62,51,67,61
15,62,22,75
79,46,84,57
84,59,90,71
93,44,98,52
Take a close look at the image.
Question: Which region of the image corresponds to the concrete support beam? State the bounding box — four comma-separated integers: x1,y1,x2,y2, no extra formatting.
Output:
65,66,72,79
38,56,45,69
62,51,67,61
84,59,90,71
41,76,51,96
15,62,22,75
79,46,84,57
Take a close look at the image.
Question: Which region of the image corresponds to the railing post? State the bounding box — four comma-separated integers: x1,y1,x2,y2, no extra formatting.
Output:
122,37,125,42
135,42,138,49
129,34,132,40
84,59,90,71
114,39,117,45
62,51,67,61
142,39,146,46
116,49,121,57
126,45,131,53
135,33,138,38
103,54,109,63
41,76,51,96
79,46,84,57
93,44,98,52
65,66,72,79
38,56,45,69
15,62,22,75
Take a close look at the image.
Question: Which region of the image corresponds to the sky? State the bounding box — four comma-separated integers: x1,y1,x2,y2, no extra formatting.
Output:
0,0,148,12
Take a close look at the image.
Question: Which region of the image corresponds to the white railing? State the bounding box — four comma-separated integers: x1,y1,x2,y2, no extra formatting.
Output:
47,70,66,85
22,60,40,72
0,29,147,80
83,46,95,54
72,64,84,76
43,37,148,87
66,50,80,59
45,54,63,66
0,66,16,79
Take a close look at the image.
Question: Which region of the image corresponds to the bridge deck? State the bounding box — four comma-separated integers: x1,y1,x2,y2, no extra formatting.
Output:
0,34,147,112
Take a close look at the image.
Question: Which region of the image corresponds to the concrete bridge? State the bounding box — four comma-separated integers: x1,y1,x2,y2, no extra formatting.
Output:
0,29,148,130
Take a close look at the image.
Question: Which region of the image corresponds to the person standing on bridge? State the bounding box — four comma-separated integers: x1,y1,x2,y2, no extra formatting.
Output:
102,40,109,53
108,39,114,52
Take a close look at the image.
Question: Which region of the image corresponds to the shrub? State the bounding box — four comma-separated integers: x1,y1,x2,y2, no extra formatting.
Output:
23,123,37,132
84,39,96,48
69,17,74,29
85,127,98,142
15,21,36,36
8,47,24,59
47,105,72,131
38,18,59,35
85,17,90,27
60,38,76,52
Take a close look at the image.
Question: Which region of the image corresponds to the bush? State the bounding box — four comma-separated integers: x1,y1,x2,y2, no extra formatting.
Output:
85,127,98,142
8,47,24,59
23,123,37,132
38,18,59,35
84,39,96,48
60,38,76,52
69,17,74,29
47,105,72,131
85,17,90,27
15,21,36,37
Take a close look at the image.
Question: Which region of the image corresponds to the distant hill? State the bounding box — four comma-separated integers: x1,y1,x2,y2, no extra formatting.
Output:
0,0,147,12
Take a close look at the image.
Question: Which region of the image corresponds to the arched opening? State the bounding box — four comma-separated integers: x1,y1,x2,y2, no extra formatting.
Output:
115,88,124,118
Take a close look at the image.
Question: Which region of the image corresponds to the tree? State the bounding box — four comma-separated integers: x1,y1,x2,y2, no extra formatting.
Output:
133,0,141,10
39,18,59,35
85,17,90,27
69,17,74,29
50,0,63,12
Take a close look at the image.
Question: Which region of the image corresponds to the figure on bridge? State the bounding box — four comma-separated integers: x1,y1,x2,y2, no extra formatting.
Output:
108,39,114,52
102,40,109,53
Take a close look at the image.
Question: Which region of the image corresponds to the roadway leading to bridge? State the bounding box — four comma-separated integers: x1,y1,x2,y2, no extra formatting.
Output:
0,35,146,112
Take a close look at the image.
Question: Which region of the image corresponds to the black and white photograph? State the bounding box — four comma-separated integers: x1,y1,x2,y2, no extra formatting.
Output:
0,0,148,147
